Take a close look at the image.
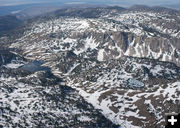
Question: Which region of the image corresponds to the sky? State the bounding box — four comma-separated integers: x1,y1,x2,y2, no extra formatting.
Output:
0,0,180,6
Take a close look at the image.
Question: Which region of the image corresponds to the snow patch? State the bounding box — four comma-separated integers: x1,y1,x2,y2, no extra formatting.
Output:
5,63,24,69
97,49,104,61
78,115,92,122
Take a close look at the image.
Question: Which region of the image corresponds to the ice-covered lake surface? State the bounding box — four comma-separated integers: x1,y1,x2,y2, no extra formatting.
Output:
126,78,144,88
20,60,50,73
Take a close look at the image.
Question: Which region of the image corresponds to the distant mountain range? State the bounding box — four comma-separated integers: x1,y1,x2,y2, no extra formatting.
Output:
0,2,180,17
163,3,180,9
0,3,107,17
0,15,22,36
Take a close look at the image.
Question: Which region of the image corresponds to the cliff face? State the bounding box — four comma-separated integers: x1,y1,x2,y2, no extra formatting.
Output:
67,31,180,66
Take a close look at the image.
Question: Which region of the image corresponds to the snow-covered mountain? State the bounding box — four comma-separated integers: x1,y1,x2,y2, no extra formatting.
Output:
6,6,180,66
0,50,118,128
0,6,180,128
